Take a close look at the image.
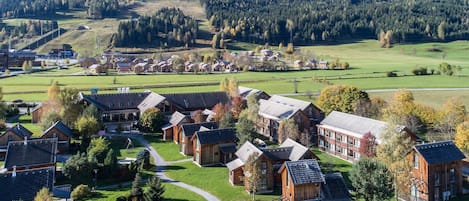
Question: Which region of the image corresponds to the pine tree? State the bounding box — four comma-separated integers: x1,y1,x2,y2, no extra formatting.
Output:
131,173,144,200
144,175,165,201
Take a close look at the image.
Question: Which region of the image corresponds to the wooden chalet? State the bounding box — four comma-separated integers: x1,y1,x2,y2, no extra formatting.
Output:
80,91,166,132
408,141,466,201
0,124,33,158
279,159,351,201
192,128,237,166
116,62,131,73
40,121,73,153
238,86,271,100
226,139,318,193
31,103,43,123
161,92,230,114
257,99,311,142
179,122,218,156
161,111,191,141
317,111,417,162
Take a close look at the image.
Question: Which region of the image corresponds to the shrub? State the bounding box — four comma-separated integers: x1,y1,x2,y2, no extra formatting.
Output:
411,67,428,75
386,71,397,77
0,119,5,131
71,185,91,201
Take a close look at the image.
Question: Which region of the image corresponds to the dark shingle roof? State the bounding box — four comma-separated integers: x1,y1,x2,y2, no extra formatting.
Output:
414,141,466,165
162,92,230,111
195,128,237,145
3,124,33,138
322,173,351,201
219,144,237,153
0,167,54,201
81,92,151,111
181,122,218,137
41,121,73,138
284,159,324,185
5,138,57,169
263,147,294,161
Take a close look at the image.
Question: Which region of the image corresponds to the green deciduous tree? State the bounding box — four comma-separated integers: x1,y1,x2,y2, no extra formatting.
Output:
76,116,100,139
87,137,110,163
59,88,83,126
220,112,235,128
350,158,393,201
63,152,97,186
144,175,165,201
139,108,165,133
236,110,256,146
278,119,299,143
40,111,62,131
104,148,118,176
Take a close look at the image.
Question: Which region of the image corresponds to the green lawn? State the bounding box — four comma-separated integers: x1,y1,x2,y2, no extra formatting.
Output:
311,148,353,188
0,161,4,168
143,135,190,161
165,161,280,201
85,182,206,201
108,136,144,160
17,114,42,137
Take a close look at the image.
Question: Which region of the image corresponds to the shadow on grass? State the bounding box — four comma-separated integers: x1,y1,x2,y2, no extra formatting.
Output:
164,165,186,171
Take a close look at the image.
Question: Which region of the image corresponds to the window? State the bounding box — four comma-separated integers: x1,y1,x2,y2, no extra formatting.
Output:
319,129,324,136
414,152,419,168
450,168,456,182
319,140,324,147
354,152,360,160
196,139,200,150
341,135,347,143
411,184,419,199
330,132,335,139
354,139,360,147
330,144,335,151
342,148,347,155
286,172,289,187
259,177,267,189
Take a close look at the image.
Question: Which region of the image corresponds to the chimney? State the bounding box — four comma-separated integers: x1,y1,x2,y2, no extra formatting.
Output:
24,136,27,145
12,166,16,177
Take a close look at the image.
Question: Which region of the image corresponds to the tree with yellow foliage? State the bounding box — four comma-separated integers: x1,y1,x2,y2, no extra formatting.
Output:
435,97,466,137
455,121,469,154
34,187,53,201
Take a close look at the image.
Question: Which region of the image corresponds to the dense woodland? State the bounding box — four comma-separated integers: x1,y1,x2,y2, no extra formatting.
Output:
115,8,198,48
201,0,469,44
0,0,119,19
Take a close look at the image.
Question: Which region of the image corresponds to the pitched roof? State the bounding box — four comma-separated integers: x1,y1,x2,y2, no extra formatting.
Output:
268,95,312,111
280,138,313,161
81,92,151,111
3,124,33,139
414,141,466,165
41,121,73,138
0,167,54,201
4,138,57,169
322,173,351,201
258,99,301,121
181,122,218,137
219,143,237,153
320,111,396,144
235,141,263,162
227,158,244,171
281,159,324,185
137,92,166,112
195,128,237,145
238,86,268,98
168,111,189,126
162,92,230,111
263,147,293,161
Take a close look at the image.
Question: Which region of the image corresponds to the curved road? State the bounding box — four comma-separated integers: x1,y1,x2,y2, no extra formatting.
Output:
114,133,220,201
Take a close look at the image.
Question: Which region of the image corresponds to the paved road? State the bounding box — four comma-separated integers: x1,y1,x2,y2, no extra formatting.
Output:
106,133,220,201
275,87,469,96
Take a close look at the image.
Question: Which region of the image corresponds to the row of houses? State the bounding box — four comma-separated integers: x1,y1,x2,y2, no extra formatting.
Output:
0,121,73,158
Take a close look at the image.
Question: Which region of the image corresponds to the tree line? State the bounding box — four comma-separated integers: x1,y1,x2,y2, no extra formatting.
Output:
0,0,119,19
200,0,469,45
115,7,198,48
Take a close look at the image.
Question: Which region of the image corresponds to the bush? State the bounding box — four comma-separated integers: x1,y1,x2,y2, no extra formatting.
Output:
411,67,428,75
386,71,397,77
0,119,5,131
71,185,91,201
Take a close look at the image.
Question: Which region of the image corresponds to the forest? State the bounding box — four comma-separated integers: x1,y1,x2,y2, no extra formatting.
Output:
115,8,199,48
0,0,119,19
201,0,469,44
